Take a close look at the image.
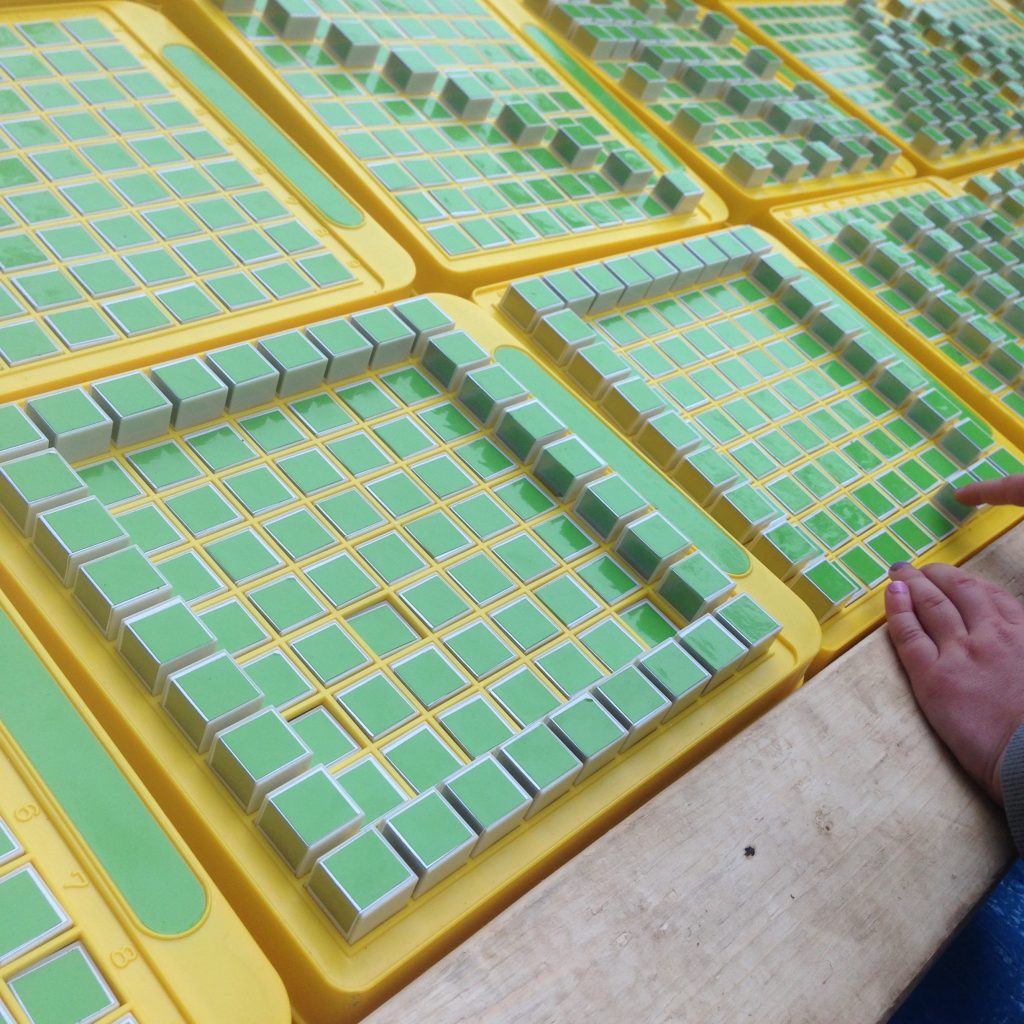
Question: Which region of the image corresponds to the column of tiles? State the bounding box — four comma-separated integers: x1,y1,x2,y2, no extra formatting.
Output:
503,0,915,203
483,225,1024,658
728,0,1024,172
202,0,725,285
771,163,1024,446
0,596,288,1023
0,9,410,394
0,795,161,1024
0,295,814,1019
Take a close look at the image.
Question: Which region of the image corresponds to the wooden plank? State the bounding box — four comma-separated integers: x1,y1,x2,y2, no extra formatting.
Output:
367,527,1024,1024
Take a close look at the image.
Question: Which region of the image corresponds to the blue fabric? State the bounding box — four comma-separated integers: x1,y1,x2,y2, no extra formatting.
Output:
892,861,1024,1024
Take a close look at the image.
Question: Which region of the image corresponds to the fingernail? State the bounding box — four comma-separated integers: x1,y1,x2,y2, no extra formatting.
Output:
889,580,908,595
889,561,912,576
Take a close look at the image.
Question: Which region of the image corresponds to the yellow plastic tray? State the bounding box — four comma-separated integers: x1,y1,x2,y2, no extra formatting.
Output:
0,589,289,1024
475,225,1024,667
491,0,916,219
0,295,816,1022
724,0,1024,177
0,2,414,404
769,167,1024,451
172,0,728,293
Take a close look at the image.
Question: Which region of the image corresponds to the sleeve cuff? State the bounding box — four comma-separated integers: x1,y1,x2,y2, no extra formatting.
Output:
1001,721,1024,855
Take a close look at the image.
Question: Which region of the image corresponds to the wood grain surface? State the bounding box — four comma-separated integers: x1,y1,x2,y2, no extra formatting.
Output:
366,528,1024,1024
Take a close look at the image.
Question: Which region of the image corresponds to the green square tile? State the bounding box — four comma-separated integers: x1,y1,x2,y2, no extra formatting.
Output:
238,409,305,453
326,432,392,476
492,597,560,652
292,622,368,684
12,190,70,225
393,645,469,708
493,533,558,582
208,272,267,311
317,488,385,538
257,765,361,873
291,707,358,768
0,320,59,364
186,425,256,473
535,576,600,626
373,417,434,459
620,600,675,646
418,402,476,442
455,437,514,480
8,945,115,1024
278,449,344,495
534,514,594,561
405,510,470,559
14,270,82,311
439,695,514,759
367,471,431,517
535,642,603,696
384,726,461,793
0,865,70,962
444,621,515,679
357,533,425,584
264,507,334,560
200,598,268,655
339,673,416,740
498,723,580,802
224,465,294,515
381,368,439,406
580,618,644,671
335,758,408,822
126,442,201,489
337,380,398,420
412,454,474,499
489,668,560,726
0,233,48,272
400,574,470,629
116,504,183,554
577,554,638,604
451,492,514,539
79,459,141,507
205,528,282,584
349,602,418,657
104,294,172,335
290,394,354,436
249,574,326,634
244,650,315,710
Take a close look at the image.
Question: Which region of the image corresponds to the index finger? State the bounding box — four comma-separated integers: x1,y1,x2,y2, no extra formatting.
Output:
918,563,997,633
955,475,1024,507
888,562,966,646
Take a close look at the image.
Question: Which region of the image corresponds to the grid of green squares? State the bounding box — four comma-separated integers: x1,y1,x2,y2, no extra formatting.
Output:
221,0,702,259
14,300,784,942
76,339,696,722
0,813,122,1023
535,0,899,188
0,14,357,369
734,0,1024,164
786,169,1024,421
509,226,1023,620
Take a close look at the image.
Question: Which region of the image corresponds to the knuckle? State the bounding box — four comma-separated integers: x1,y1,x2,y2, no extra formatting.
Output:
917,590,948,614
990,622,1018,649
965,635,989,660
952,573,981,595
889,614,920,643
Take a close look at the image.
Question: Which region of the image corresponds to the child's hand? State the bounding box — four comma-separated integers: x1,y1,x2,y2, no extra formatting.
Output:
956,475,1024,507
886,562,1024,804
